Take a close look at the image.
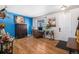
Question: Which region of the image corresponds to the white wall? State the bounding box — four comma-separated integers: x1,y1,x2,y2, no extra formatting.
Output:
33,8,79,41
70,8,79,37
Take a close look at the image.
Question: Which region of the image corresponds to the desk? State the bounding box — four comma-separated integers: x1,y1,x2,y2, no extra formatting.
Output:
67,38,79,54
33,29,44,38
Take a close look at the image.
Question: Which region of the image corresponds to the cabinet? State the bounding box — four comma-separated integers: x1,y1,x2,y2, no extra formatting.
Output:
15,16,27,38
32,29,44,38
15,24,27,38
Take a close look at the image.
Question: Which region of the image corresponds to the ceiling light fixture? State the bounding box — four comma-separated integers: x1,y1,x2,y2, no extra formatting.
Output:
60,5,69,10
0,5,10,19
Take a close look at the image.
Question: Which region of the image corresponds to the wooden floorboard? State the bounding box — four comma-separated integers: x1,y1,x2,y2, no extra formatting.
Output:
13,37,68,54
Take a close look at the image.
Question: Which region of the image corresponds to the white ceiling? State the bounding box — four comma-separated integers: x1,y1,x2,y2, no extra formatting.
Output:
0,5,79,17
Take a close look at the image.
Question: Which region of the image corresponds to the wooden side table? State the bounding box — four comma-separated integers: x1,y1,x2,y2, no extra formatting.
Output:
67,38,79,54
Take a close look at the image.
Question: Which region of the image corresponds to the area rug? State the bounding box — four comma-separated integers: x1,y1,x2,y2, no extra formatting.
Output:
56,41,69,51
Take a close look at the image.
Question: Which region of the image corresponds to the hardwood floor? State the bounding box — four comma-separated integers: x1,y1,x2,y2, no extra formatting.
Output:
13,37,68,54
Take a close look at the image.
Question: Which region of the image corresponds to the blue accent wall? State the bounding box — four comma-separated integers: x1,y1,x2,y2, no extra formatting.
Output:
0,13,15,37
0,12,33,37
24,17,33,36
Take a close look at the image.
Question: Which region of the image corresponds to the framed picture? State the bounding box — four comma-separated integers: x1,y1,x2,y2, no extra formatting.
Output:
37,20,44,27
15,16,25,24
47,17,56,27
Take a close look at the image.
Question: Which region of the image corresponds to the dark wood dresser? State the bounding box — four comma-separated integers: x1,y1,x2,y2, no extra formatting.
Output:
15,24,27,38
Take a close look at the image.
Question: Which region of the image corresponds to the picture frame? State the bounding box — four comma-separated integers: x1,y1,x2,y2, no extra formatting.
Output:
15,15,25,24
47,17,56,27
37,20,44,27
